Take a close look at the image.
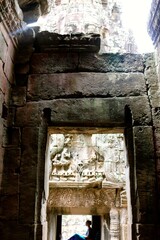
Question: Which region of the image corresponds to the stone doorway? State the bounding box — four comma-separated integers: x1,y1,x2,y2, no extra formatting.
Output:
45,129,130,240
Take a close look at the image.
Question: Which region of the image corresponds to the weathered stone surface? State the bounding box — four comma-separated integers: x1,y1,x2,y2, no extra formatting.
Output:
31,52,144,73
49,97,151,126
3,148,21,174
0,194,19,220
27,72,146,101
2,127,21,147
15,103,41,126
0,61,11,104
15,96,151,127
31,52,79,73
133,127,156,223
1,173,19,195
21,127,39,172
78,53,144,72
134,224,156,240
0,220,30,240
19,185,36,224
4,54,15,84
35,32,100,53
48,188,116,211
0,32,7,62
15,46,34,64
12,86,26,106
19,127,39,224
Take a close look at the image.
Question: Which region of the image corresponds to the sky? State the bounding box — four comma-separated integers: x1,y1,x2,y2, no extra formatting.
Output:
121,0,154,53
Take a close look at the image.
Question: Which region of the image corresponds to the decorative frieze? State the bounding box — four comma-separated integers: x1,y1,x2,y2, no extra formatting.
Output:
0,0,23,45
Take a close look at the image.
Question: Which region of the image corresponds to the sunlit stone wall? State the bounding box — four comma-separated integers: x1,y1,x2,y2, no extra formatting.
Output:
39,0,137,53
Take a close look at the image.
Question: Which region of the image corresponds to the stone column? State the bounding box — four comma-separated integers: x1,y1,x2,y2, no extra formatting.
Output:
110,208,120,240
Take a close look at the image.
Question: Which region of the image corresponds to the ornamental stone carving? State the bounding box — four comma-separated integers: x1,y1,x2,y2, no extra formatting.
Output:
39,0,133,53
49,133,126,188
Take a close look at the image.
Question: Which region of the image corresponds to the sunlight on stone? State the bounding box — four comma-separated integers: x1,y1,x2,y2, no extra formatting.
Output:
32,0,154,53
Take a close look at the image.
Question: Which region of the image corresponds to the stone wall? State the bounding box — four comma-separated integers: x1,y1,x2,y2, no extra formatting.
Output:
0,29,158,240
0,17,16,191
148,2,160,238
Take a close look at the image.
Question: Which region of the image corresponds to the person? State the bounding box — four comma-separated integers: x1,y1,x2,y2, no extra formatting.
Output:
67,220,94,240
85,220,94,240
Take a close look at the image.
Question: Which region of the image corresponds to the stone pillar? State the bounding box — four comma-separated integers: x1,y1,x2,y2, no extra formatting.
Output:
110,208,120,240
48,212,57,240
131,126,156,240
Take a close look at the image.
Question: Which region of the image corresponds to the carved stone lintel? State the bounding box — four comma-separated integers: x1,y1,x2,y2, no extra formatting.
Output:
35,31,101,52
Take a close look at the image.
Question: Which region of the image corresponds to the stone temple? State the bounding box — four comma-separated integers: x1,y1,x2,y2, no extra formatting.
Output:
0,0,160,240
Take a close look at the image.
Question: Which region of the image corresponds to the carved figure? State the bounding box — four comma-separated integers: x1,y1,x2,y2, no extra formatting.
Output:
49,133,126,187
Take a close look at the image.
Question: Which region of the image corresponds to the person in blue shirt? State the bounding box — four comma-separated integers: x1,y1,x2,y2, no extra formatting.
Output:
68,220,94,240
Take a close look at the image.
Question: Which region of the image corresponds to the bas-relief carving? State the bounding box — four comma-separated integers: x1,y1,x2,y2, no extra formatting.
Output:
39,0,133,53
0,0,23,38
49,133,126,188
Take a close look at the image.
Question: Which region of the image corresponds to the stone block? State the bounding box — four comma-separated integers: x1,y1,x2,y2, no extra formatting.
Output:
128,97,152,125
15,46,34,64
15,103,41,126
0,147,4,174
21,127,39,169
31,52,79,73
3,148,21,174
31,52,144,74
154,127,160,149
19,127,39,224
19,185,36,224
12,86,26,106
135,224,156,240
1,173,19,195
27,72,146,101
0,91,4,117
152,108,160,125
36,96,151,127
4,53,15,84
133,126,155,183
2,127,21,147
136,190,156,223
0,60,10,96
78,53,144,72
132,127,156,223
7,106,16,126
0,220,30,240
7,40,16,62
0,31,8,62
0,194,19,220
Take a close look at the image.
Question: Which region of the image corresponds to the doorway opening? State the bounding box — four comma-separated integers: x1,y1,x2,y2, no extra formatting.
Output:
45,128,131,240
61,215,92,240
